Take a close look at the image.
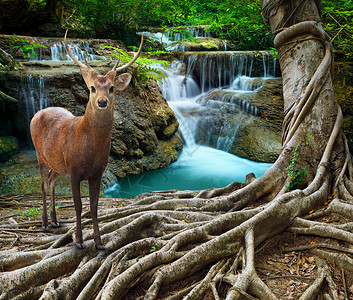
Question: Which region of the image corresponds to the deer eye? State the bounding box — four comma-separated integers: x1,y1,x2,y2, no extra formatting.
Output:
91,86,96,93
109,86,114,94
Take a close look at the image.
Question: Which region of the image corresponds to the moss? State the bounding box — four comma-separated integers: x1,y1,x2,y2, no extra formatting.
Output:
152,104,179,139
163,122,179,138
158,135,183,162
0,136,19,163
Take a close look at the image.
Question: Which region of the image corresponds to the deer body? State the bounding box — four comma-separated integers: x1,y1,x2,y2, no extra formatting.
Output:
30,32,142,249
32,106,112,177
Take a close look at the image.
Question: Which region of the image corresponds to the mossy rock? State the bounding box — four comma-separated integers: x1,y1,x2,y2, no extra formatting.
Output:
152,105,179,139
183,38,221,51
0,136,19,163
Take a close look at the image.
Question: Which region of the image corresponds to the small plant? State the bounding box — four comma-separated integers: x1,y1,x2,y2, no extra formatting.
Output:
305,134,311,146
1,34,47,59
150,246,156,253
17,207,42,220
17,202,61,220
285,144,308,192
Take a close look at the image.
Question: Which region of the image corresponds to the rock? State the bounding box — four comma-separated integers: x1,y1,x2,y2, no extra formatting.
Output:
182,38,223,51
230,79,283,162
230,119,281,162
0,48,13,66
0,136,19,163
189,78,283,163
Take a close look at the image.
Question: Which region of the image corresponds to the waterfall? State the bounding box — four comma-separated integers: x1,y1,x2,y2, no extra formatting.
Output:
184,51,277,92
19,75,50,144
103,48,277,197
29,40,105,61
156,51,279,153
166,26,211,42
138,26,212,51
51,41,102,61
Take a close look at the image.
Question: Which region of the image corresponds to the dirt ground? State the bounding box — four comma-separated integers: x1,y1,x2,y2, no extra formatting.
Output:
0,193,352,299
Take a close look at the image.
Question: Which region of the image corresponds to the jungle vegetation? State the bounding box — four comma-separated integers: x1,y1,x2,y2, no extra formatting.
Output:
0,0,352,59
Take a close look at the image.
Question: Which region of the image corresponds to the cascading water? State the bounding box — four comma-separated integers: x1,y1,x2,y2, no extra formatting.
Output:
19,75,50,144
104,51,276,197
50,41,102,61
29,40,105,61
138,26,212,51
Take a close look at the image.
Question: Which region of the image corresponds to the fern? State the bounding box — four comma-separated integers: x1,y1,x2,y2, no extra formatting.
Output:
285,144,308,192
103,46,169,83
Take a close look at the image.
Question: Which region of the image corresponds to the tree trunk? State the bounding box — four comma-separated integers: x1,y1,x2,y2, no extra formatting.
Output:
262,0,344,182
1,1,353,299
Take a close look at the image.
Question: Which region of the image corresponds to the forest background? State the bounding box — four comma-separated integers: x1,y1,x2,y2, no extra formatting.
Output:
0,0,352,62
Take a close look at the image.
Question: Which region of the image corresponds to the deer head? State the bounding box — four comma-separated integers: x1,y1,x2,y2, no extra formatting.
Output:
64,31,143,113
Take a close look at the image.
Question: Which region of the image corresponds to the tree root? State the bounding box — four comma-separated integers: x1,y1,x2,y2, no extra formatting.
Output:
299,257,338,300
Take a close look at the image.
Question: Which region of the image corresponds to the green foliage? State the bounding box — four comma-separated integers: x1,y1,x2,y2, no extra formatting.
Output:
27,0,46,11
17,206,42,220
14,1,353,59
0,34,47,59
105,46,169,83
322,0,353,60
204,0,272,49
285,144,308,192
17,202,61,220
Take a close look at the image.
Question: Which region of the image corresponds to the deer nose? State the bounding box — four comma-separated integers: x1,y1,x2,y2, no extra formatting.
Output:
97,99,108,108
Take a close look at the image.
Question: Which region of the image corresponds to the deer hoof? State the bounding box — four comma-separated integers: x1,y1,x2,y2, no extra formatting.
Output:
96,244,106,251
42,225,49,231
76,243,85,249
52,221,60,227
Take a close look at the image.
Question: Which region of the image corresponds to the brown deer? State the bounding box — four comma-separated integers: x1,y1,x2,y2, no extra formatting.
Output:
30,31,143,250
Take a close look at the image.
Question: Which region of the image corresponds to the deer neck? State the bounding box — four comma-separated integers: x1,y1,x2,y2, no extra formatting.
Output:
80,101,114,140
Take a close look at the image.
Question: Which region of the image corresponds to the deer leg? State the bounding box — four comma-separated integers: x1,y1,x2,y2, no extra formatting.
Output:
89,177,105,250
38,161,49,231
49,170,60,227
70,171,84,249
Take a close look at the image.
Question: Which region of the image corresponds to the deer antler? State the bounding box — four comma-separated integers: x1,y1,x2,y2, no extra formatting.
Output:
112,35,144,73
64,30,92,70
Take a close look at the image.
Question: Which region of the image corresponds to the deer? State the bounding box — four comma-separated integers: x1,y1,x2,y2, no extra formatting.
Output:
30,31,143,250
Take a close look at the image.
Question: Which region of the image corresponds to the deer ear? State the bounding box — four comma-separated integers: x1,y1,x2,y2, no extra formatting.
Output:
114,73,132,91
80,68,97,87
